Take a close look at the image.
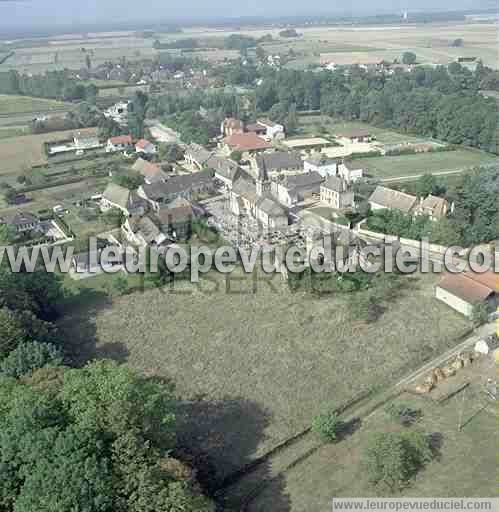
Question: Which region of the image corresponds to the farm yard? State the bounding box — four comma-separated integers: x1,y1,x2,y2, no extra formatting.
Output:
59,269,470,488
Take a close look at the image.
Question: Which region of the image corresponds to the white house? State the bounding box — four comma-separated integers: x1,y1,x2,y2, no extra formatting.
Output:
135,139,156,155
320,176,355,209
271,172,324,207
338,162,364,183
303,154,340,177
106,135,133,153
74,133,101,151
257,118,285,140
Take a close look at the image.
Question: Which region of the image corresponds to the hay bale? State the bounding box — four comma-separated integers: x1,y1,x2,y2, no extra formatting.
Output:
460,352,473,366
425,373,437,386
434,367,446,382
415,381,433,394
442,365,456,378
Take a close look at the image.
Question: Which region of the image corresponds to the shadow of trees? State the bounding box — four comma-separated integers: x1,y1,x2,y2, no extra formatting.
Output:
175,398,291,511
56,288,128,367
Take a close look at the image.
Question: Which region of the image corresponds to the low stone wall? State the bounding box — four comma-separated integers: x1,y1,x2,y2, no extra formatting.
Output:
356,220,466,255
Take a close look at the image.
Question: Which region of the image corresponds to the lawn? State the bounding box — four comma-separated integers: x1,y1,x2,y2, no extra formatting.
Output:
250,388,496,511
58,269,469,487
0,94,71,115
354,150,497,179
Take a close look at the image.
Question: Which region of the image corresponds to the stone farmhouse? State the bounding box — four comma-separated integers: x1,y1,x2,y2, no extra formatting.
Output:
368,186,418,214
369,186,450,221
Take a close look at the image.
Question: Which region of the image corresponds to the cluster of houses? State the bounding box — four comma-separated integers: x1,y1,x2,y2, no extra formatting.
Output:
106,134,157,156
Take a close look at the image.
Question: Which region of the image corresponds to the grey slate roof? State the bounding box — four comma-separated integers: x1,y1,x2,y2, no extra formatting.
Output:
207,156,241,181
185,143,213,166
369,186,417,213
8,211,39,227
129,216,162,243
231,177,257,203
283,171,324,190
256,196,288,217
304,154,340,167
322,176,347,193
255,151,302,174
141,170,214,200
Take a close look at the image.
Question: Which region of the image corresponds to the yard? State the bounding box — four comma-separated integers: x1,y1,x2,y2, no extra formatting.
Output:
249,386,496,511
354,150,497,179
58,269,470,488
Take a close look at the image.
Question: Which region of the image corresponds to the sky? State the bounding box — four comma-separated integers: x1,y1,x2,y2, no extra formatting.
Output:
0,0,495,32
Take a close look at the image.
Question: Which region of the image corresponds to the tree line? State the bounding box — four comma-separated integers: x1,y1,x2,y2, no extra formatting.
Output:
0,70,98,101
255,63,497,153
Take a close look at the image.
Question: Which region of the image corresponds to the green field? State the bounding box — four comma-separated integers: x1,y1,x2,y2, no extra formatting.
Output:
58,269,469,488
0,94,70,115
355,150,497,179
250,389,496,510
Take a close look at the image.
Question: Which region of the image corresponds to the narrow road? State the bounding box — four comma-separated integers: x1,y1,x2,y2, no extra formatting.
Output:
381,169,469,183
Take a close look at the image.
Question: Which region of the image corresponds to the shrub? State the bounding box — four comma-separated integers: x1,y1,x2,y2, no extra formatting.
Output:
312,410,341,442
385,403,422,426
0,341,64,378
363,431,434,492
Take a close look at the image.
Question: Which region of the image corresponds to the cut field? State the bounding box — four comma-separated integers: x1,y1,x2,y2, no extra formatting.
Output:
249,388,496,511
0,94,71,115
58,269,469,486
0,127,98,177
355,150,497,179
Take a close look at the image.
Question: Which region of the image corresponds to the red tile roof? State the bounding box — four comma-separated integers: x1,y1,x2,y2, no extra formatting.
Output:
223,132,272,152
438,271,497,304
109,135,132,145
135,139,153,149
463,270,498,291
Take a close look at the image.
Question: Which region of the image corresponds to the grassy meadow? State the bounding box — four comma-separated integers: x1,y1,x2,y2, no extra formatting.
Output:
58,269,470,485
